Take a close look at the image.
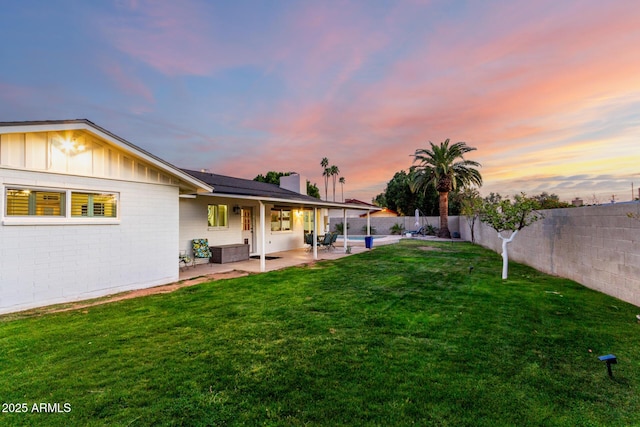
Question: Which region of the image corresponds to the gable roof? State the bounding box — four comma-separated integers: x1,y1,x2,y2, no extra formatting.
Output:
0,119,212,193
345,198,380,208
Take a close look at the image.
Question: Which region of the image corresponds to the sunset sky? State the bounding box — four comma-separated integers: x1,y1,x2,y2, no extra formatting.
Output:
1,0,639,203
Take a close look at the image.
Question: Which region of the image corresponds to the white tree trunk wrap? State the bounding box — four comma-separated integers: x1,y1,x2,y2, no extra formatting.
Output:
498,229,519,279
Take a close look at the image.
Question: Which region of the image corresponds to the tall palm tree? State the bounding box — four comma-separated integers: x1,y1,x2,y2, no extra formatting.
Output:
329,165,340,201
339,177,345,202
412,139,482,238
321,157,329,200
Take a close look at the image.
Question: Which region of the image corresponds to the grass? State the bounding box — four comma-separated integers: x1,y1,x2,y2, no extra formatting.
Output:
1,240,639,426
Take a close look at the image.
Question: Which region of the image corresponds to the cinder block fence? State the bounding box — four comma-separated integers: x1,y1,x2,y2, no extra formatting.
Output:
461,203,640,307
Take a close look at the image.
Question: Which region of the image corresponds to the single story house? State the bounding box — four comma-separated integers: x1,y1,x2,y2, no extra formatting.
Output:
0,119,371,314
328,198,382,219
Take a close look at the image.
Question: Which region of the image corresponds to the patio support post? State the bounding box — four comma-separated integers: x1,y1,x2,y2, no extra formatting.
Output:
313,207,318,260
259,201,266,272
367,210,371,235
343,208,348,252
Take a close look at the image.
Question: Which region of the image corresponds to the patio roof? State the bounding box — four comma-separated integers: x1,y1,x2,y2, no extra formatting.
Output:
183,169,375,211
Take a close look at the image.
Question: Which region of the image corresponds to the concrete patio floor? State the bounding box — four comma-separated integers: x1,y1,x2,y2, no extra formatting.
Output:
178,236,403,281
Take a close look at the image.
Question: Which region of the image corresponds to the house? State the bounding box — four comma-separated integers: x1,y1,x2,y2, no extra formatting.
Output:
0,120,371,314
178,170,370,271
361,208,399,218
328,198,381,219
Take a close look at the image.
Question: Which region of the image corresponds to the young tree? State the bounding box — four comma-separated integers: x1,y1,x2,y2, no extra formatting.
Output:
457,187,483,243
412,139,482,238
480,193,543,279
531,192,572,209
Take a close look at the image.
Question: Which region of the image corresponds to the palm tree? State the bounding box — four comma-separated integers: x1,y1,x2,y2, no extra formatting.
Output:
339,177,345,202
321,157,329,200
329,165,340,201
412,139,482,238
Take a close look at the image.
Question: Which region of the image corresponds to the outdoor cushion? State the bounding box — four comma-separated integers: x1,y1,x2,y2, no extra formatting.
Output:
192,238,211,258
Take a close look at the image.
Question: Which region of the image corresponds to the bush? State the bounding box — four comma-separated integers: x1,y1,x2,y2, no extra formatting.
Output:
425,224,437,236
390,223,405,235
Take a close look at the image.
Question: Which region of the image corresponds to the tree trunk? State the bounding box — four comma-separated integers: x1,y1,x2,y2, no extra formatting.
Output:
437,191,451,238
498,230,518,279
469,216,476,243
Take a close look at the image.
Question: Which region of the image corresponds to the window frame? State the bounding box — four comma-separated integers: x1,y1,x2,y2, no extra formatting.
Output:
270,208,292,232
2,185,120,226
70,192,118,218
207,204,229,229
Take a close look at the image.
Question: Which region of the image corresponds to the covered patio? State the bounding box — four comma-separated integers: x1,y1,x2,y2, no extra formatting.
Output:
178,235,402,281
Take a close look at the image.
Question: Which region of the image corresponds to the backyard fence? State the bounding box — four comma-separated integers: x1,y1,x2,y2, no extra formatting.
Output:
460,202,640,307
328,216,460,236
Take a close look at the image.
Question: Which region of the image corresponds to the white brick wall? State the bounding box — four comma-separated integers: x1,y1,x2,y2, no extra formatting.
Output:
179,197,307,257
0,169,179,314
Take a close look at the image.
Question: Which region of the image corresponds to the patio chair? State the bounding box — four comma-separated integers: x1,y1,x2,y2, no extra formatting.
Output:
192,238,212,266
304,232,314,251
319,232,333,250
411,226,425,236
179,250,193,271
329,232,338,250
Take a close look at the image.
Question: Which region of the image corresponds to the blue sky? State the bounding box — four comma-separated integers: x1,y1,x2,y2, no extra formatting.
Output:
1,0,639,203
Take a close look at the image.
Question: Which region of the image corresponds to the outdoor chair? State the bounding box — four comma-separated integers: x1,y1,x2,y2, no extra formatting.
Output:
411,226,425,236
179,250,193,271
319,233,333,250
304,232,314,251
329,232,338,250
192,238,212,266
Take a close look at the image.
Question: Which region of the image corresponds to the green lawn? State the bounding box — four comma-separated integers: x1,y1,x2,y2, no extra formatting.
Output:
1,240,639,426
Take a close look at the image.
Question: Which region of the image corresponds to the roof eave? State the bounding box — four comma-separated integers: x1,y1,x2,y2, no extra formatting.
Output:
200,192,377,210
0,120,213,193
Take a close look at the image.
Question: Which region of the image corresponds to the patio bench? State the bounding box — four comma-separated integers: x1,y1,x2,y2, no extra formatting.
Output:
210,244,250,264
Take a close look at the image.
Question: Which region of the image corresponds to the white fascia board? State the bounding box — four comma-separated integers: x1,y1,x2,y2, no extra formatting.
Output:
201,192,375,211
0,121,213,193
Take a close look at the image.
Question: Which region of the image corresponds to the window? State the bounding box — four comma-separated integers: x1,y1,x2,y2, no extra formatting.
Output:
208,204,228,227
242,208,252,231
5,188,65,216
71,193,117,217
4,186,118,222
270,208,291,232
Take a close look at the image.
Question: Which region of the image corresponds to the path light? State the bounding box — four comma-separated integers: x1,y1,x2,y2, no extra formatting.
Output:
598,354,617,378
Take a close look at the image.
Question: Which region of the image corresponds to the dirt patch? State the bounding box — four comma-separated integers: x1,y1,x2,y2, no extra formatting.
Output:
418,246,444,252
42,270,251,315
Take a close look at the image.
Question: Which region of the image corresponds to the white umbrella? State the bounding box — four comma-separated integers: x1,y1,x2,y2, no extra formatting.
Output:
415,208,420,228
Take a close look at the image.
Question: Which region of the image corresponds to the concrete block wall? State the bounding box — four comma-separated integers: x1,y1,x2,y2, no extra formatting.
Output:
329,216,459,235
0,170,179,314
460,203,640,307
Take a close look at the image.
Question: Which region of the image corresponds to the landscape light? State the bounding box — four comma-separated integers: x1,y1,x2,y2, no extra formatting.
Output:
598,354,617,378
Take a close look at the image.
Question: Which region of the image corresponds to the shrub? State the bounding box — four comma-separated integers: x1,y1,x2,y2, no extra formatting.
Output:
390,223,405,235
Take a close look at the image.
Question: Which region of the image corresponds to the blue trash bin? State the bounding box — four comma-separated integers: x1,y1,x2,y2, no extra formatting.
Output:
365,236,373,249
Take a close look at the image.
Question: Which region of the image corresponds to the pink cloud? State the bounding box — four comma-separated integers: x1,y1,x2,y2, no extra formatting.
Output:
100,61,155,108
102,0,252,76
94,0,640,202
